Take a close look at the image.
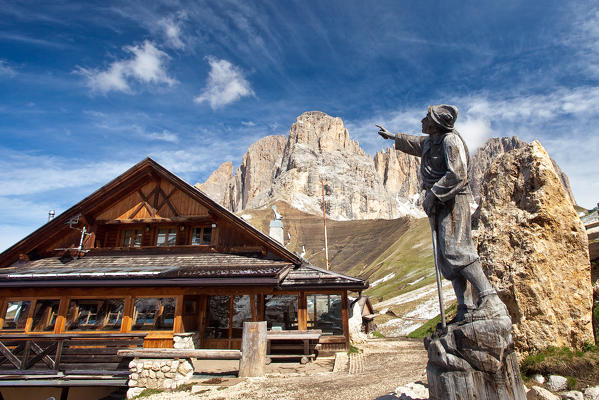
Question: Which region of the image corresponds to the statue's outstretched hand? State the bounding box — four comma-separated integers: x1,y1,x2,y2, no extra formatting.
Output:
376,124,395,140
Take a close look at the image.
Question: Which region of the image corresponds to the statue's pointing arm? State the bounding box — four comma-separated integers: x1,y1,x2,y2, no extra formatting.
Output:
394,133,425,157
431,134,469,202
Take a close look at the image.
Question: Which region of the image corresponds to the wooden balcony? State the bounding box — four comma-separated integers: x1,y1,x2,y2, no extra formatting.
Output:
0,333,146,386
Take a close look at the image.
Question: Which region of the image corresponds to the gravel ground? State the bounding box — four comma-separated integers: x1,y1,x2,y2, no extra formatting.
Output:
139,338,428,400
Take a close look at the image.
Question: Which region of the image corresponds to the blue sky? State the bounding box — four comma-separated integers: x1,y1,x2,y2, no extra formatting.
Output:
1,0,598,251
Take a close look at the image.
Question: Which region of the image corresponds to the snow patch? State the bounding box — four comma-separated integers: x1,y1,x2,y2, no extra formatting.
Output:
370,273,395,288
241,214,252,220
408,276,424,286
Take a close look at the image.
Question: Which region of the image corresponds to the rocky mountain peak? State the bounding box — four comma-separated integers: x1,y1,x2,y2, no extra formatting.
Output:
288,111,365,155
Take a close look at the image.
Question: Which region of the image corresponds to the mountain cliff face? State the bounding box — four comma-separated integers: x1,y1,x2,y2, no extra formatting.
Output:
197,111,424,220
197,112,576,219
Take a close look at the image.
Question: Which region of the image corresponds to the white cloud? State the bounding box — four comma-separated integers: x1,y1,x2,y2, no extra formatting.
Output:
0,60,16,77
241,121,256,127
158,13,187,49
194,57,254,109
143,129,179,143
77,41,176,93
456,116,493,151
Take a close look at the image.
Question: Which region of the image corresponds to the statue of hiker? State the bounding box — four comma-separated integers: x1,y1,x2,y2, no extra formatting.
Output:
377,105,508,324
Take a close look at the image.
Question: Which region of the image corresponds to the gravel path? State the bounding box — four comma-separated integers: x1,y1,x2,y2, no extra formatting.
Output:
140,338,428,400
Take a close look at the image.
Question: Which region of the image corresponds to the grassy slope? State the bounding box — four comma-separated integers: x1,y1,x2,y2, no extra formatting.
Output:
351,217,435,303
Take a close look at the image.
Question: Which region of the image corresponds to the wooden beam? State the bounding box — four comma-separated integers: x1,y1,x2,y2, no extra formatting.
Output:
173,295,183,333
156,187,176,214
98,216,213,224
152,180,161,211
342,291,350,350
127,202,146,220
54,297,69,334
117,348,241,359
0,341,22,369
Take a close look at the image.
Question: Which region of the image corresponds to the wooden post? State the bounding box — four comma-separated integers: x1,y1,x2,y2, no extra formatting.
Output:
238,321,267,377
321,180,330,270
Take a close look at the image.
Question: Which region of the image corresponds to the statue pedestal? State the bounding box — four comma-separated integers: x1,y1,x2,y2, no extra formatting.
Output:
424,315,526,400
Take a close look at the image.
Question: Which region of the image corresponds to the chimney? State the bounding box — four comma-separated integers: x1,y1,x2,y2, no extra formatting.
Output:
269,205,284,245
48,210,55,222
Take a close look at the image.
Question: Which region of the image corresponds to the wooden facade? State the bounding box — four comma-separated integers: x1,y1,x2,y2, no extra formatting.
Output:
0,158,366,358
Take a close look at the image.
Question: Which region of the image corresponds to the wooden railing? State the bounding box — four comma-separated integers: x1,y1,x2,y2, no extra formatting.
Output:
0,333,146,376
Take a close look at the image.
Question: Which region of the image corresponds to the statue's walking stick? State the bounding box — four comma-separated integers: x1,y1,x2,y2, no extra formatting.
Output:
431,208,447,330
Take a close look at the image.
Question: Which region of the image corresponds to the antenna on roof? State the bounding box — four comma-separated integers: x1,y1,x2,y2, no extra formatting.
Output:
55,213,93,256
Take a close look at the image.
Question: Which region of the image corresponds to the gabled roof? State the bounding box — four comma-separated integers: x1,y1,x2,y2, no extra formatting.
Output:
0,158,301,268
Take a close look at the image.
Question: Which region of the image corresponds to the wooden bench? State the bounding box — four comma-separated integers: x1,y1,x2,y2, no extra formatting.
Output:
266,330,322,364
0,333,146,385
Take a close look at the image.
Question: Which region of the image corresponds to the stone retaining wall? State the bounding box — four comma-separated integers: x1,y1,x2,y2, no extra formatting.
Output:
128,358,194,390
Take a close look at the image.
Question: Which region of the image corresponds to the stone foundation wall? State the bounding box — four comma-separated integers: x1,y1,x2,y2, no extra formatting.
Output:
128,358,194,390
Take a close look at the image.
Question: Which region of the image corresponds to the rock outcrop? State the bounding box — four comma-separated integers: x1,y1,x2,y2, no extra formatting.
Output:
473,140,593,356
197,111,423,220
196,161,234,205
470,136,576,204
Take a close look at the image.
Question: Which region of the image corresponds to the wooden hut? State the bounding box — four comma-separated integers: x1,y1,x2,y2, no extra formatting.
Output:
0,158,366,364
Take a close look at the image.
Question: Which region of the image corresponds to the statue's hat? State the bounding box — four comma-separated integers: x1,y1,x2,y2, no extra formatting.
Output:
428,104,459,130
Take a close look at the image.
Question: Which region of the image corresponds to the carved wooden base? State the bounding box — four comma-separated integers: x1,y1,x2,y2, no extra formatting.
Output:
425,315,526,400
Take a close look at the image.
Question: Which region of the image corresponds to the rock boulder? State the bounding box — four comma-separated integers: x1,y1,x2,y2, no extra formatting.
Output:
473,141,593,355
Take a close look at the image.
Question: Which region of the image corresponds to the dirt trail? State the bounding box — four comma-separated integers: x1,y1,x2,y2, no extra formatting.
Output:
143,338,428,400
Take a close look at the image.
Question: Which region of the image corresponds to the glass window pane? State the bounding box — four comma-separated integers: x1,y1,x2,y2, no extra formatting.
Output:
307,294,342,335
123,229,143,247
231,295,252,339
265,295,298,331
31,299,60,332
202,227,212,245
132,297,175,331
66,299,124,331
192,227,212,245
157,228,177,246
205,296,230,339
2,300,31,330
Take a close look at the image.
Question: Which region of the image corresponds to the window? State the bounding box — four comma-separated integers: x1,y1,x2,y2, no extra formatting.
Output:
66,299,124,331
156,228,177,246
265,295,298,331
191,226,212,245
306,294,342,335
232,296,252,338
2,300,31,330
132,297,175,331
205,296,229,339
205,295,253,339
31,299,60,332
122,229,143,247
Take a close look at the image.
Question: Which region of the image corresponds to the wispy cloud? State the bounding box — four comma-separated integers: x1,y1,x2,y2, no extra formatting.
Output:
0,60,16,77
241,121,255,127
77,41,177,93
0,32,70,49
144,130,179,143
158,12,187,49
194,57,254,109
